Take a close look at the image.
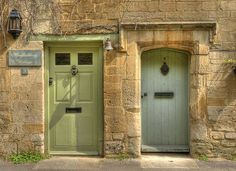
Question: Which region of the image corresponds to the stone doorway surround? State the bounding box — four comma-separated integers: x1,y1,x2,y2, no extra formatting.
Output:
104,22,217,157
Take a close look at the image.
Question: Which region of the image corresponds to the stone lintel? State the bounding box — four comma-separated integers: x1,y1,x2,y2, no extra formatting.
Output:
119,22,216,52
121,22,216,32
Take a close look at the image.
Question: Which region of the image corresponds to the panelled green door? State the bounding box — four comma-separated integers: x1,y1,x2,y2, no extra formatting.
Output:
141,48,189,152
49,46,102,155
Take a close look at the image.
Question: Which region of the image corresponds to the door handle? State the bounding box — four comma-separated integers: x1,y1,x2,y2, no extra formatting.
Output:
141,92,148,98
49,77,53,86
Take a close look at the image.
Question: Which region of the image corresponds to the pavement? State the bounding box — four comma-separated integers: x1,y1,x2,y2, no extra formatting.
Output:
0,153,236,171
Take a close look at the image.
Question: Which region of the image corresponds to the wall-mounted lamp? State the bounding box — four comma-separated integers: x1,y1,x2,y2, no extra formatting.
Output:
8,9,22,39
104,38,113,51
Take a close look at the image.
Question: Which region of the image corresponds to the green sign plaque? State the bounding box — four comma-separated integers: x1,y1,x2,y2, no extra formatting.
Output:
8,50,42,66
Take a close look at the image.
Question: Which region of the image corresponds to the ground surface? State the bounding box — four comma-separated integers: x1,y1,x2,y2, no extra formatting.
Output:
0,154,236,171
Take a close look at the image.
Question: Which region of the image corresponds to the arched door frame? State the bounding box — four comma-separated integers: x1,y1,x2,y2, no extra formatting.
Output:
107,22,216,157
140,47,190,152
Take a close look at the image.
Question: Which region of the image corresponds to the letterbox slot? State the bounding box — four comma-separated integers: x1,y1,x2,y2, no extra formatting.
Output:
154,92,174,98
66,107,82,113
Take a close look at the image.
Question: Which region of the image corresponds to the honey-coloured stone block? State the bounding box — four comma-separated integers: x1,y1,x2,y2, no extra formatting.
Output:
22,124,44,134
104,114,127,133
112,133,124,140
225,133,236,140
126,112,141,137
211,132,224,140
122,80,140,109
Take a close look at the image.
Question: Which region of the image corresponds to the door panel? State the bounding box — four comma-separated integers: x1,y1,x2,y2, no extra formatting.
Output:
141,49,189,152
55,116,75,146
55,73,71,102
49,47,101,154
77,117,93,145
78,73,93,102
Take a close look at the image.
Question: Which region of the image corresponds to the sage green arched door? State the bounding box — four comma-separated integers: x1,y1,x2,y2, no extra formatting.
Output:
141,48,189,152
49,46,102,155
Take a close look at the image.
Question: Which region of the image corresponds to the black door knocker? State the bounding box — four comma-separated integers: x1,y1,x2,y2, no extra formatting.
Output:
160,61,169,75
71,65,79,76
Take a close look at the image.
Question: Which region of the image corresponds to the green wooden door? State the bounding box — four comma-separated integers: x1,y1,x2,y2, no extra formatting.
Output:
49,47,102,155
141,48,189,152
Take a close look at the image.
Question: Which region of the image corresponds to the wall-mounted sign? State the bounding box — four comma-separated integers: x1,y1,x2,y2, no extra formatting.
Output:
8,50,42,66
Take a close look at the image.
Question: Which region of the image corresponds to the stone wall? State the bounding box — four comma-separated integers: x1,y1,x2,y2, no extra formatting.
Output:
0,38,44,158
0,0,235,159
206,51,236,158
189,51,236,159
101,0,236,159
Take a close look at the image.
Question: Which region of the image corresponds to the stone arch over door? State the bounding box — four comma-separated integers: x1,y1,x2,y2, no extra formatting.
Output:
117,22,216,157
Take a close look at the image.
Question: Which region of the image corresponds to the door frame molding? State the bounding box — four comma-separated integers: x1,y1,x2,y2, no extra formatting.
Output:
137,41,210,156
44,41,104,155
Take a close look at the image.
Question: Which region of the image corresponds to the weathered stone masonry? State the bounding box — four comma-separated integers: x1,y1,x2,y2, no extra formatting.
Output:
0,0,236,159
0,40,44,157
